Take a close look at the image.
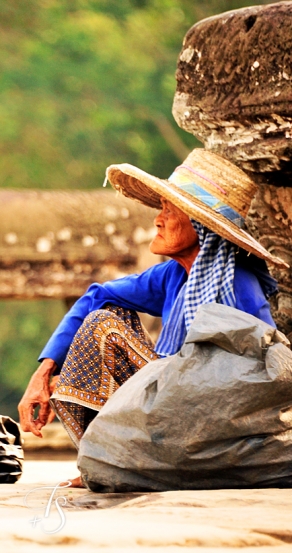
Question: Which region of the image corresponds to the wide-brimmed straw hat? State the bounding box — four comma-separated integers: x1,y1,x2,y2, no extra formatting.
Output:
106,149,288,268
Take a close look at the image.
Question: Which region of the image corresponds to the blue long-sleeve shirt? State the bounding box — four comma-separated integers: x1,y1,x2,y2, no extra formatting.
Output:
39,257,277,369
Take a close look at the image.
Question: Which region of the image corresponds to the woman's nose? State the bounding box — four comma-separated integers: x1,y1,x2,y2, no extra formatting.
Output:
154,211,164,227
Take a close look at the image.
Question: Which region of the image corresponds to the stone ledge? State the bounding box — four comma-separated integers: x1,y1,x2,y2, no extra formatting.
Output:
21,422,75,452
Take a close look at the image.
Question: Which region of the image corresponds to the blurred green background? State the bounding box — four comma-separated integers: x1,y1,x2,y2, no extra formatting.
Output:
0,0,274,419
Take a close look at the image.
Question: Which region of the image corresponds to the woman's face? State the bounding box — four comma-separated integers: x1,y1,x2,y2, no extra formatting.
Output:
150,198,199,270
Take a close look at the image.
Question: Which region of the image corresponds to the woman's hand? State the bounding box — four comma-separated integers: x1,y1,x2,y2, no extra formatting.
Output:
49,374,60,394
18,358,58,437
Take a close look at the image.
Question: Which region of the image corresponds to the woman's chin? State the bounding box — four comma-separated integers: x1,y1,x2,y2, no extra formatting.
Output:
150,241,165,256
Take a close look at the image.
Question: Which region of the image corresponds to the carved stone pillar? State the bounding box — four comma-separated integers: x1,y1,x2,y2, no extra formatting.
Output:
172,1,292,338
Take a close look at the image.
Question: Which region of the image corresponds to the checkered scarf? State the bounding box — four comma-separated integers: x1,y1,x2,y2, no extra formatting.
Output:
155,221,236,356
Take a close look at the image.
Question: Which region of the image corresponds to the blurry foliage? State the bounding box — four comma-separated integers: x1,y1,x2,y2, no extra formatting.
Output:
0,0,273,189
0,0,275,419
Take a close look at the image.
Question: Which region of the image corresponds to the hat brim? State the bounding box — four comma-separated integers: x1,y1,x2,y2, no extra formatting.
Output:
106,163,288,268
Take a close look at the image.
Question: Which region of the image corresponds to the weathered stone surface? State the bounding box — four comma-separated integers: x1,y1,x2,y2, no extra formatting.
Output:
2,465,292,550
247,185,292,337
0,189,158,300
172,1,292,338
173,1,292,179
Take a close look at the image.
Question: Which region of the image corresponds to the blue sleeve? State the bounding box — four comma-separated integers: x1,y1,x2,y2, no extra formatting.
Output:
39,261,177,368
234,265,276,327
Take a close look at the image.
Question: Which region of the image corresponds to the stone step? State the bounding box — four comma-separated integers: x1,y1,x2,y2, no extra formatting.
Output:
21,422,75,452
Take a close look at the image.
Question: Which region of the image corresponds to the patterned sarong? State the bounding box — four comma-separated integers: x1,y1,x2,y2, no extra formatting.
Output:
50,305,158,447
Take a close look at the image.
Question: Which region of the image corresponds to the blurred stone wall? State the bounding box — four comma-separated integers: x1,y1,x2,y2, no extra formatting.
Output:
0,189,158,300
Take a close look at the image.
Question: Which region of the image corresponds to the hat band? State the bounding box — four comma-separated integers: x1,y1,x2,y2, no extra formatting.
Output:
169,169,245,229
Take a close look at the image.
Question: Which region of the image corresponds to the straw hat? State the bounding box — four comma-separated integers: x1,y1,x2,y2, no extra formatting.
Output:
106,149,288,268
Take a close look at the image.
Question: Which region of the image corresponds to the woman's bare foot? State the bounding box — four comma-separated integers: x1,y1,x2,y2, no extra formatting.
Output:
68,475,85,488
61,475,85,488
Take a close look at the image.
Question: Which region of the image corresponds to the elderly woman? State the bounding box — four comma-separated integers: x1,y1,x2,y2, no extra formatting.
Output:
19,149,286,484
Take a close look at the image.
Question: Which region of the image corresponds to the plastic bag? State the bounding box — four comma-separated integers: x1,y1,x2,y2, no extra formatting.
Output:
78,304,292,492
0,415,23,483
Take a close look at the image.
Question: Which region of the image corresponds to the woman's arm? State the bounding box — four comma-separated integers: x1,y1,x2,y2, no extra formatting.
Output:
234,265,276,327
19,260,181,435
39,260,178,367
